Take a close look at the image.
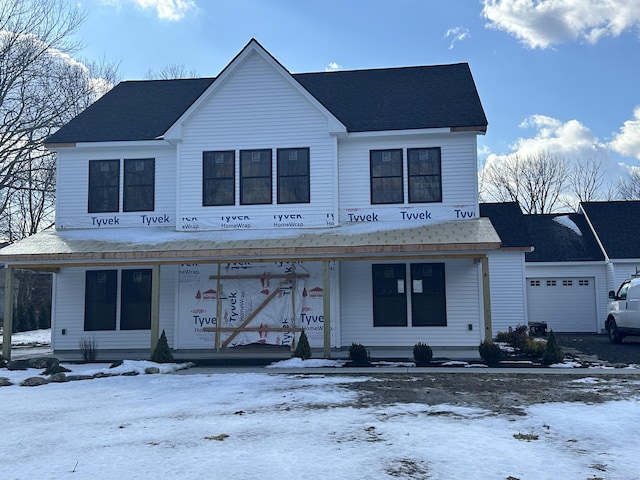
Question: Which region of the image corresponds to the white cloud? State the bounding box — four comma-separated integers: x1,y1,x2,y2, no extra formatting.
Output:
609,106,640,160
325,62,342,72
100,0,197,21
445,26,470,49
482,0,640,48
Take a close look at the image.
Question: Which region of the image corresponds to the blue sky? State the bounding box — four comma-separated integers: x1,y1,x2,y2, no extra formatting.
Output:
76,0,640,189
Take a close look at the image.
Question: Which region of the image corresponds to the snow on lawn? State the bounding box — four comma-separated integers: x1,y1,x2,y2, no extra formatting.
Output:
1,366,640,480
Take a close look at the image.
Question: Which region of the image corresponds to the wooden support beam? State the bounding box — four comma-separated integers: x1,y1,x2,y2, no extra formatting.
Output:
221,287,282,348
2,267,13,360
150,264,160,356
323,260,331,358
480,256,493,343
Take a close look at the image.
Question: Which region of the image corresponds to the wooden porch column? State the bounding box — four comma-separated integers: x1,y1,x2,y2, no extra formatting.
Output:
480,256,493,343
323,260,331,358
150,264,160,356
2,267,14,360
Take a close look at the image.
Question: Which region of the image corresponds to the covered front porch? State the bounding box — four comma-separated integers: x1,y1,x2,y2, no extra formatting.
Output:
1,219,503,361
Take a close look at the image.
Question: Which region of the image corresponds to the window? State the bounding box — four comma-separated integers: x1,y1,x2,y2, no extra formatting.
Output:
88,160,120,213
120,269,152,330
562,280,573,286
124,158,155,212
277,148,310,204
84,269,152,331
370,149,403,204
203,151,235,206
408,148,441,203
579,279,590,286
84,270,117,331
530,280,541,286
546,280,557,286
372,264,407,326
410,263,446,326
240,149,272,204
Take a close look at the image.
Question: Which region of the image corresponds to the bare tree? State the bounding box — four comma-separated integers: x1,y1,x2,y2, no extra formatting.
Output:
569,154,604,203
144,63,199,80
0,0,117,242
616,167,640,200
481,150,569,213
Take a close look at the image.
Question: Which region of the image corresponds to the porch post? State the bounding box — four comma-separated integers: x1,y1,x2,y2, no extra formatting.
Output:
2,266,14,360
323,260,331,358
150,264,160,356
480,256,493,343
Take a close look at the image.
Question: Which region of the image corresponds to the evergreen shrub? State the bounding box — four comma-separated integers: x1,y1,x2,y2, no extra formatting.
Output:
348,342,370,365
151,330,174,363
478,340,502,365
541,330,564,366
413,342,433,366
292,330,312,360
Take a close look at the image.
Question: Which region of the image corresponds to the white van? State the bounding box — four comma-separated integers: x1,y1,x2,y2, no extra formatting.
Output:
606,276,640,343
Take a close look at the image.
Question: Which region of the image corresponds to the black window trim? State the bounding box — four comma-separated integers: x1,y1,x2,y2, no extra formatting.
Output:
88,159,120,214
123,158,155,212
240,148,273,205
277,147,310,204
370,148,404,205
203,150,236,206
407,147,442,204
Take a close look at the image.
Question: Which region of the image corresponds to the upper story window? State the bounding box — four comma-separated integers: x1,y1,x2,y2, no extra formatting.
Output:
124,159,155,212
88,160,119,213
408,148,441,203
203,151,235,206
240,149,272,205
370,149,403,204
88,158,155,213
277,148,310,204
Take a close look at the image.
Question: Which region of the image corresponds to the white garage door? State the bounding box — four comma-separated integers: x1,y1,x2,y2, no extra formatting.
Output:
526,277,597,332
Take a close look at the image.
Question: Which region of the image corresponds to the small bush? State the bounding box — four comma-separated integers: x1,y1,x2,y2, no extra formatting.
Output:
151,330,174,363
79,337,98,362
542,330,564,366
292,330,312,360
479,340,502,365
413,342,433,366
495,325,528,349
348,342,370,366
521,337,547,358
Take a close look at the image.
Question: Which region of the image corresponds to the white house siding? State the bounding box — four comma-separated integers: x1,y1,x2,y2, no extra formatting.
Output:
487,251,527,336
337,133,479,225
51,265,176,355
339,259,482,348
525,263,607,332
176,50,337,231
55,143,177,230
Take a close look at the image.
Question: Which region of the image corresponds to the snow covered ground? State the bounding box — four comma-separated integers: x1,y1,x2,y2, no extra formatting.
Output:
2,331,640,479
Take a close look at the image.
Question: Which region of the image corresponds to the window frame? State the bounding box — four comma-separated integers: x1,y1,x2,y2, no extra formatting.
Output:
372,264,408,327
240,149,272,205
120,269,152,330
123,158,155,212
84,270,118,331
410,263,447,326
88,160,120,213
407,147,442,203
203,150,236,206
370,149,404,204
277,147,310,204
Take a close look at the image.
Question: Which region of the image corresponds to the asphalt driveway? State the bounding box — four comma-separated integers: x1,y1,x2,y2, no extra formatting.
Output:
555,333,640,366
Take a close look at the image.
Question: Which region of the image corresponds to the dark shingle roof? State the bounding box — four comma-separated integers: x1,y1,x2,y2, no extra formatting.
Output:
580,201,640,259
295,64,487,133
47,63,487,144
479,202,531,248
522,214,604,263
47,78,215,144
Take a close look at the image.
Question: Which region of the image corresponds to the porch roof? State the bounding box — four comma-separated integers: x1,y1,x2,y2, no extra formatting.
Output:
0,219,506,269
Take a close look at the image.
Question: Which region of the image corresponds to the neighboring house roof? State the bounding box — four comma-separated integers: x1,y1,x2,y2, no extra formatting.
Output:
479,202,531,248
580,201,640,260
522,213,604,263
46,43,487,144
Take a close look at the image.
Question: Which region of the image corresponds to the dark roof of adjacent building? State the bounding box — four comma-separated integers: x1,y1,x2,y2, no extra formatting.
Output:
581,201,640,259
46,63,487,144
522,213,604,263
479,202,531,248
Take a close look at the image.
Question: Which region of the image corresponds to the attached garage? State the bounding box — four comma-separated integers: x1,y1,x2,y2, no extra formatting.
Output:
526,277,598,332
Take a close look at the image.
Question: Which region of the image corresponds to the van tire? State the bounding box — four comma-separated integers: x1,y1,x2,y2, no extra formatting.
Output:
607,320,623,344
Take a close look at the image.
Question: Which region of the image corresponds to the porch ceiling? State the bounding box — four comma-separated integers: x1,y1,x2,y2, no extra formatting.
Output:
0,218,505,268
